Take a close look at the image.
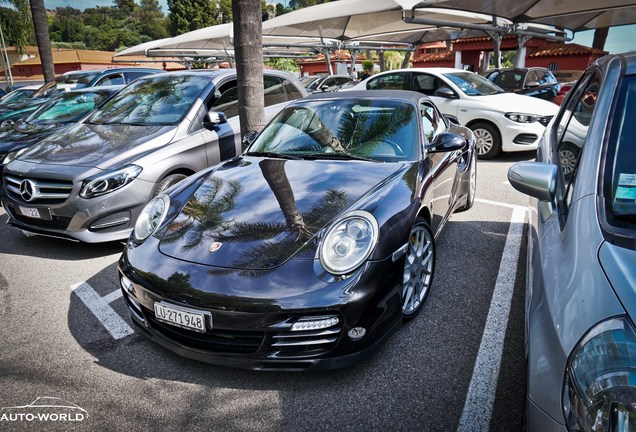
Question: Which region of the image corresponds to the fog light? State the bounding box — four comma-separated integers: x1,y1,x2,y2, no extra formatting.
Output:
348,327,367,340
291,316,339,331
120,275,134,294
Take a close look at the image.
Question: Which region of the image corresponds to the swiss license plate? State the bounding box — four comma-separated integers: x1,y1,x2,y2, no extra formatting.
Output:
154,302,209,332
19,206,42,219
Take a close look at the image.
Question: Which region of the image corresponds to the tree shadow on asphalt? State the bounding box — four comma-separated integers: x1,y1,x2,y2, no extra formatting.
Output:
0,212,124,260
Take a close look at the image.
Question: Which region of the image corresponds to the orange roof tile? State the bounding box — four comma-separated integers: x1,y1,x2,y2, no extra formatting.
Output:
528,43,607,57
16,49,121,66
413,51,455,63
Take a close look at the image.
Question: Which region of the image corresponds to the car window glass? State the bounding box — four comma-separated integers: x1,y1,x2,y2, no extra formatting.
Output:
412,74,437,95
367,73,409,90
211,79,239,118
282,78,304,101
88,74,209,126
556,73,600,211
96,74,124,86
420,103,445,143
264,76,288,107
125,71,153,82
603,76,636,230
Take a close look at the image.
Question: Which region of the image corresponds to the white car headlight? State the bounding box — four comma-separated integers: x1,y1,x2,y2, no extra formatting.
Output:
505,112,542,123
80,165,142,199
319,210,378,275
2,147,28,166
133,194,169,243
563,316,636,431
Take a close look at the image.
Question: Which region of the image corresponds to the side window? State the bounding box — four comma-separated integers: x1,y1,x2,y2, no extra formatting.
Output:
281,78,304,101
412,74,436,95
420,103,444,143
211,79,239,118
525,70,539,86
367,73,409,90
263,75,287,107
96,74,124,86
555,73,600,211
125,71,151,82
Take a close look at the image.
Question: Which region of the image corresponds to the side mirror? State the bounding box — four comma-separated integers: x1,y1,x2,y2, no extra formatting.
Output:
320,84,331,92
433,87,457,99
526,80,540,88
203,111,227,129
242,131,258,148
444,114,460,126
427,132,467,153
508,161,557,202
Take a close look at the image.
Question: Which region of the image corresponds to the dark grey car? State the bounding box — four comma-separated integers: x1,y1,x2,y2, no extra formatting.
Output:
1,69,307,242
508,52,636,431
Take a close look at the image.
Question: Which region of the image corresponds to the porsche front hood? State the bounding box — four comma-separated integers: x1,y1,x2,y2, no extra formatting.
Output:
158,157,409,270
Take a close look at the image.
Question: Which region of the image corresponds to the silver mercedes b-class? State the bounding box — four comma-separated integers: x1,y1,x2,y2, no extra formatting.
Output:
1,69,306,242
508,52,636,431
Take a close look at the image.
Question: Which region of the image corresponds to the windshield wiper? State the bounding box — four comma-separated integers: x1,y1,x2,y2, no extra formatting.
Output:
300,152,375,162
245,151,302,160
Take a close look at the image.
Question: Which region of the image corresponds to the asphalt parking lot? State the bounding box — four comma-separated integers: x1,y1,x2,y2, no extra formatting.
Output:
0,151,534,432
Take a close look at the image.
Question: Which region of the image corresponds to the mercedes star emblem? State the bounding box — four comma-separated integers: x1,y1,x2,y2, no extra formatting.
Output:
19,179,36,202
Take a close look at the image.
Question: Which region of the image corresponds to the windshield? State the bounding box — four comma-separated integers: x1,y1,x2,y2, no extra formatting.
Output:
443,71,504,96
0,89,35,105
87,74,209,126
247,99,419,162
26,91,111,125
603,75,636,238
300,76,322,87
32,71,101,99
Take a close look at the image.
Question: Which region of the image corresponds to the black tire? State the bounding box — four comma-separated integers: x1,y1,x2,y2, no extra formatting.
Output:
153,173,188,197
470,122,501,160
401,217,435,320
456,154,476,212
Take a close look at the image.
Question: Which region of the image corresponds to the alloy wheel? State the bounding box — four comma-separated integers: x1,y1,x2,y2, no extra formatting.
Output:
474,128,494,156
402,223,435,316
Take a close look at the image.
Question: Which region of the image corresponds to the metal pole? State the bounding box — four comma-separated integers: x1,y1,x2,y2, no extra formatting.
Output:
349,49,358,78
0,21,13,87
514,35,530,68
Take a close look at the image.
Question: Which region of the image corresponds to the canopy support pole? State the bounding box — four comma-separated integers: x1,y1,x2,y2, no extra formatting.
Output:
514,35,531,68
322,49,333,75
349,49,358,77
486,31,503,69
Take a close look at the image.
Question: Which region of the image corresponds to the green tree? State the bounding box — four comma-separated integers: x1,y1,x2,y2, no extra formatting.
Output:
265,58,299,72
137,0,168,40
218,0,232,23
167,0,218,36
0,0,32,54
114,0,135,15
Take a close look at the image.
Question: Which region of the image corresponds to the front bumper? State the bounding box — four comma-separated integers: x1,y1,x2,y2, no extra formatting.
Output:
499,119,550,153
1,174,155,243
118,237,404,371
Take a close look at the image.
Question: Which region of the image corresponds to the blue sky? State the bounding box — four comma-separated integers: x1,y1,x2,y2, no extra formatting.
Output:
42,0,636,54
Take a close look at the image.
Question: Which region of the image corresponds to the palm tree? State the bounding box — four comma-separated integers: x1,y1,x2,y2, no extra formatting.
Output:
29,0,54,83
231,0,265,137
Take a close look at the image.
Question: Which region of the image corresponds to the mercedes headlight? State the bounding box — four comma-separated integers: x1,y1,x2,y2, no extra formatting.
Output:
80,165,142,199
319,210,378,275
505,112,542,123
564,317,636,431
2,147,28,166
133,194,169,243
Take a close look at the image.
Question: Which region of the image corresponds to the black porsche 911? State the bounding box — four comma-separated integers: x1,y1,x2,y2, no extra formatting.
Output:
118,90,476,371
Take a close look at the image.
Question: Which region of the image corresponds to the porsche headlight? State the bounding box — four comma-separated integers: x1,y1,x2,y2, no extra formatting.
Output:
80,165,142,199
133,194,169,243
319,211,378,275
563,317,636,431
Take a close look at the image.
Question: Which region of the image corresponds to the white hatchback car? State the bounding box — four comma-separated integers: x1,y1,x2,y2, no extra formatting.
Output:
348,67,559,159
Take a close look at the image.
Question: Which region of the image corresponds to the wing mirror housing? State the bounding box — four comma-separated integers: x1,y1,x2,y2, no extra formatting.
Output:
508,161,557,202
242,131,258,148
427,132,467,153
526,80,540,88
434,87,457,99
203,111,227,129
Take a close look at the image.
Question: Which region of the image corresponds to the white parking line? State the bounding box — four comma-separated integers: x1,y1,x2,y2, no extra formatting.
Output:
457,205,527,432
71,282,133,340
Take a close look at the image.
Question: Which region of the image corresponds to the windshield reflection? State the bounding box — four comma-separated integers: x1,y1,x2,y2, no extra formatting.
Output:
27,91,111,125
247,99,418,162
87,75,209,126
444,72,504,96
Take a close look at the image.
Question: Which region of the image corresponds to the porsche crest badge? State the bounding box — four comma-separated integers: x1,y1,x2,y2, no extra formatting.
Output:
209,242,223,253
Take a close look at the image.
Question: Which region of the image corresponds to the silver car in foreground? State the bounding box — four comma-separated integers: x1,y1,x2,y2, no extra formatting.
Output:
1,70,306,242
508,52,636,431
